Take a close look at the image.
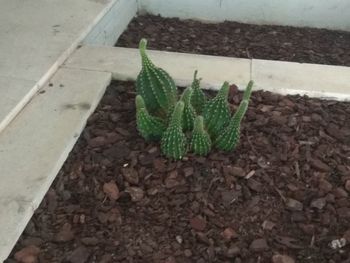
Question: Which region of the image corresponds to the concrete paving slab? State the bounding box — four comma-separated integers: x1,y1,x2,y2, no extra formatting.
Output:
0,77,38,132
0,68,111,262
0,0,115,81
252,59,350,100
0,0,135,134
65,46,350,100
64,46,252,89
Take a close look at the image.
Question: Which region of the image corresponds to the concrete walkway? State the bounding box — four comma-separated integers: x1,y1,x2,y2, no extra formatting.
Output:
0,0,136,261
0,0,135,133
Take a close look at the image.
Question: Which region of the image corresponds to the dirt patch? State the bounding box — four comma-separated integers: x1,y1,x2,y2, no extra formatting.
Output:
6,81,350,263
117,15,350,66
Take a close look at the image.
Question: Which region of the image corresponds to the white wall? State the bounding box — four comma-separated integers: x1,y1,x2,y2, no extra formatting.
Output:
139,0,350,31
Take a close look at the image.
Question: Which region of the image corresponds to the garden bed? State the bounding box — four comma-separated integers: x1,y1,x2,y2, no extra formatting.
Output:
117,15,350,66
7,81,350,263
6,14,350,263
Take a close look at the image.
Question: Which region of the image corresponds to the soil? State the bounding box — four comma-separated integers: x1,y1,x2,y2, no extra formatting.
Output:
6,81,350,263
117,15,350,67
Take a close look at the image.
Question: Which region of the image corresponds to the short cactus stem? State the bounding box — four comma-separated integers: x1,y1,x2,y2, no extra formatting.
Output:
190,116,212,156
180,87,196,132
203,81,231,138
215,81,254,151
190,70,206,114
136,38,177,116
135,95,166,141
161,101,187,160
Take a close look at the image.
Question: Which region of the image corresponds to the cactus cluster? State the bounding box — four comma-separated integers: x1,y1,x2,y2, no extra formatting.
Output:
135,39,253,160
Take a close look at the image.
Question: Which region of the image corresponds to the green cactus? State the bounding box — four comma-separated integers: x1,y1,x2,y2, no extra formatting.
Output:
136,39,177,116
135,95,166,141
180,87,196,132
203,82,231,138
134,38,253,159
190,116,212,156
215,81,254,151
161,101,187,160
190,70,206,114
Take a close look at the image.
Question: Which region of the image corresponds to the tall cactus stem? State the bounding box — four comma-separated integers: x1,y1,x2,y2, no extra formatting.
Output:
215,81,254,151
203,81,231,138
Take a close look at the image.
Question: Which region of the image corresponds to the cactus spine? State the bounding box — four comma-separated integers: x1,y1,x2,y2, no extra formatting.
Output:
190,70,206,114
136,39,177,116
135,95,166,141
180,87,196,132
190,116,212,156
161,101,187,160
203,82,231,138
215,81,254,151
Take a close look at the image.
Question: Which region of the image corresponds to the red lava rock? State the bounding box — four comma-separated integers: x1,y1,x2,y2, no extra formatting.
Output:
343,229,350,242
99,254,113,263
299,224,315,235
126,187,144,202
103,181,120,201
88,136,106,147
337,207,350,218
190,216,207,231
14,245,40,263
271,114,288,125
196,232,211,245
164,256,177,263
223,166,245,177
247,178,263,192
107,207,122,224
183,167,194,177
345,180,350,192
310,158,331,172
272,254,295,263
115,127,130,137
326,123,344,140
222,227,238,241
184,249,192,257
249,238,269,252
103,142,130,159
310,198,326,210
67,246,90,263
21,237,44,247
302,116,311,122
333,187,349,198
139,153,154,165
164,170,183,188
288,115,298,127
55,223,74,242
105,132,121,143
81,237,99,246
97,212,108,224
153,158,167,172
47,188,58,212
262,220,276,230
121,167,139,185
319,179,333,192
286,184,298,191
226,245,240,258
285,198,303,211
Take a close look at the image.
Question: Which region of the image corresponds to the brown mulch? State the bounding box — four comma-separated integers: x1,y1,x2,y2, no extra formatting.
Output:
6,81,350,263
117,15,350,66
